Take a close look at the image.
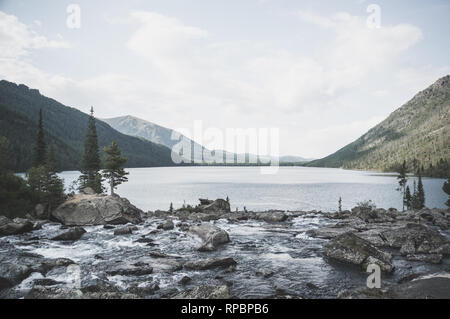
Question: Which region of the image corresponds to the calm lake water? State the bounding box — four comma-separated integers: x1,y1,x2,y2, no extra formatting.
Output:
58,167,448,212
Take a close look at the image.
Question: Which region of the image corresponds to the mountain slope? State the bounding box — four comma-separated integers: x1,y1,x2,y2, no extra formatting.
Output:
306,75,450,174
0,80,174,171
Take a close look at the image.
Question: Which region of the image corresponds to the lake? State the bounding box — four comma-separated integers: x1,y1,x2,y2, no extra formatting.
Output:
58,167,448,212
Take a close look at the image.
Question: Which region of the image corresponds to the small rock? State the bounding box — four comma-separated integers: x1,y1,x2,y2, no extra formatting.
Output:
179,276,192,285
51,227,86,241
158,220,174,230
184,258,237,270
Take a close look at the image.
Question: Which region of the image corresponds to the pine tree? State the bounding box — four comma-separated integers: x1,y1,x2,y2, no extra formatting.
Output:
169,202,174,212
102,141,128,195
416,175,425,209
43,145,65,211
32,109,47,167
79,107,103,193
396,160,408,211
443,177,450,208
405,186,412,210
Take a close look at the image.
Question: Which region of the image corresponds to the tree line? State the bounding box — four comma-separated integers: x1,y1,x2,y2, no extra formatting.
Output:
0,107,129,218
397,160,449,211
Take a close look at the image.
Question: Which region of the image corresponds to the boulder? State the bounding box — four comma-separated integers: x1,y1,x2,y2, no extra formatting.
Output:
0,216,34,237
51,227,86,241
173,285,233,299
51,194,143,226
324,232,394,273
197,199,230,213
184,257,237,270
157,220,174,230
188,223,230,251
256,211,287,223
386,274,450,299
0,262,32,290
113,226,136,236
381,223,450,259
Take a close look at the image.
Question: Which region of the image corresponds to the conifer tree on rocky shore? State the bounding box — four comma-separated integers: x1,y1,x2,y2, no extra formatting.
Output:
78,107,103,193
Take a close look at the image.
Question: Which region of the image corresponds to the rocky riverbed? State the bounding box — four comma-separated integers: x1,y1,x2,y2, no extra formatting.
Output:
0,194,449,299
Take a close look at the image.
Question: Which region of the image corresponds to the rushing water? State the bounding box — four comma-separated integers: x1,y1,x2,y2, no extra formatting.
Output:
7,212,450,299
58,167,447,212
5,166,449,299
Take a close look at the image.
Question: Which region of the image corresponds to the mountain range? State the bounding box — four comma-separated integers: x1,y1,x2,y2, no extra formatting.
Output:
1,75,448,175
103,115,313,164
307,75,449,175
0,80,174,172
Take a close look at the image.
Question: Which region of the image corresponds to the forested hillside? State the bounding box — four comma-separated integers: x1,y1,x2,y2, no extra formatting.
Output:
0,80,174,172
306,75,450,177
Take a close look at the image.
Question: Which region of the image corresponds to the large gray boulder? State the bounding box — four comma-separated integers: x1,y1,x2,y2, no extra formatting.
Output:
381,223,450,263
188,223,230,251
51,194,143,226
0,216,34,237
324,232,394,273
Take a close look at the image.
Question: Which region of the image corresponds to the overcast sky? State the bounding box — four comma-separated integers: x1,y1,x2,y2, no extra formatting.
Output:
0,0,449,157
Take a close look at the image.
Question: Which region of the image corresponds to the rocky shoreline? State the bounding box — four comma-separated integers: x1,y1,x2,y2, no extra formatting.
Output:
1,194,449,299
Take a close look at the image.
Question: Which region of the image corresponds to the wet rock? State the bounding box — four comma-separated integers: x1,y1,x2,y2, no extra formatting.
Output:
173,285,233,299
32,220,48,231
255,269,274,278
106,266,153,277
339,272,450,299
33,279,61,286
83,291,139,299
158,220,174,230
306,226,355,239
25,286,84,299
51,227,86,241
306,282,319,290
324,232,394,273
134,236,153,243
177,222,190,231
381,223,450,258
406,253,443,264
0,216,34,237
52,193,143,226
113,226,136,235
184,257,237,270
0,263,32,289
179,276,192,285
127,282,160,296
188,223,230,251
256,211,287,223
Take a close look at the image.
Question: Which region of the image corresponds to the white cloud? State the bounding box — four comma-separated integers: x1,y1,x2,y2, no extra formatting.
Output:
0,11,69,59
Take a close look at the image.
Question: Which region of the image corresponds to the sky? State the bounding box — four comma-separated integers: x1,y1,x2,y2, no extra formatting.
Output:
0,0,449,158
